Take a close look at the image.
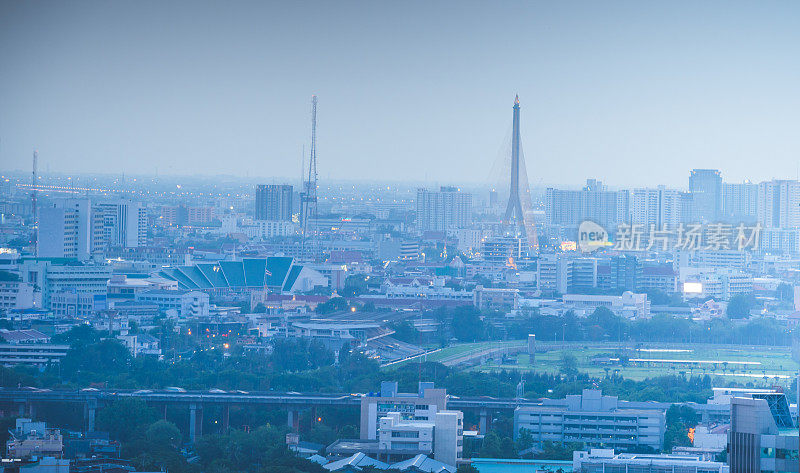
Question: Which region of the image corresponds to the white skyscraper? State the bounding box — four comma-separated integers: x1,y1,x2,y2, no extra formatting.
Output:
758,180,800,229
722,181,758,223
37,199,104,260
94,200,148,248
415,187,472,232
630,187,681,228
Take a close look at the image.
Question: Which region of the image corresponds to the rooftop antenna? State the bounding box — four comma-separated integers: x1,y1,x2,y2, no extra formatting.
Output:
32,150,38,256
301,95,318,261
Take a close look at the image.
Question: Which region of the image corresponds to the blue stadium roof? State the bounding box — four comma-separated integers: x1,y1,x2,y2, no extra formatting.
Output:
160,258,301,292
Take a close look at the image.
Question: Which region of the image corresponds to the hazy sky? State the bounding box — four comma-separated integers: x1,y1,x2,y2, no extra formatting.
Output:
1,1,799,188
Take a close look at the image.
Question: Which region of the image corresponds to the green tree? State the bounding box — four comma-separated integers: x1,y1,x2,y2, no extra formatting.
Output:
96,399,158,443
452,306,485,342
146,420,181,448
316,297,349,314
726,294,753,319
663,405,698,451
456,465,480,473
559,353,578,377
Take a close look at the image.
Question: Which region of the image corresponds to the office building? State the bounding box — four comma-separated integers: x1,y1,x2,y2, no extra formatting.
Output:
38,199,104,260
378,410,463,467
729,395,798,473
18,260,112,311
94,200,147,248
51,290,105,317
415,187,472,232
597,255,641,293
571,258,599,292
514,389,666,451
689,169,722,222
537,253,572,294
255,184,293,221
360,382,447,441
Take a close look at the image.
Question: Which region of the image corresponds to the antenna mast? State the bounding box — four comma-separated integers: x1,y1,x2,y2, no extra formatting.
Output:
32,150,38,256
301,95,318,261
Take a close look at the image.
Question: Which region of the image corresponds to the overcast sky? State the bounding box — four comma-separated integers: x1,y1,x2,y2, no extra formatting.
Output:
1,1,799,188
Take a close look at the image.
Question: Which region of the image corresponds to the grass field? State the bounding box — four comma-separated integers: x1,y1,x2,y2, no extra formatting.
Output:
402,341,798,386
475,343,798,385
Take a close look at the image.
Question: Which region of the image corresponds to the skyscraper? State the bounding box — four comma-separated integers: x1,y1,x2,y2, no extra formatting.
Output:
758,179,800,229
630,187,682,228
722,181,758,223
94,200,147,248
38,199,104,260
416,186,472,232
255,184,293,221
544,180,628,231
689,169,722,222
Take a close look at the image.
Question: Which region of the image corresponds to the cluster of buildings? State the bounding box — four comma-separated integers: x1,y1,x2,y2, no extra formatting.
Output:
544,172,800,256
0,418,142,473
0,169,798,369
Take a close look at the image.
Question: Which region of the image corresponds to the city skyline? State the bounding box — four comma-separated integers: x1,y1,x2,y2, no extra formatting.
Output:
2,1,800,187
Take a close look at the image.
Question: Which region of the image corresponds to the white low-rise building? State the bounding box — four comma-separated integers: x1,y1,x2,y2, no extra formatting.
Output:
378,410,463,468
135,289,209,318
563,291,650,319
0,278,35,311
573,449,728,473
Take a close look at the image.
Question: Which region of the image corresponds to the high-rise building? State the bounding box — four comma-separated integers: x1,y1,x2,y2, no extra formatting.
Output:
415,186,472,232
689,169,722,222
544,179,628,231
722,181,758,223
37,199,104,260
630,187,682,228
757,179,800,229
360,382,447,441
255,184,293,221
729,395,798,473
94,200,147,248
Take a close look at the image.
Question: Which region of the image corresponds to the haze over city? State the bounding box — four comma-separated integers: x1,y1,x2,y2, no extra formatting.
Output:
2,0,800,186
2,3,800,473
